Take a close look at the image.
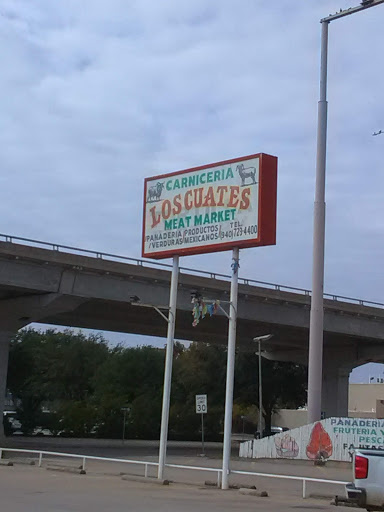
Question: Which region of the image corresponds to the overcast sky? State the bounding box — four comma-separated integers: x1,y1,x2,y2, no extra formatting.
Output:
1,1,383,382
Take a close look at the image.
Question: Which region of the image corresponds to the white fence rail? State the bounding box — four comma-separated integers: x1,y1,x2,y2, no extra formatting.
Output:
231,469,347,499
0,447,347,498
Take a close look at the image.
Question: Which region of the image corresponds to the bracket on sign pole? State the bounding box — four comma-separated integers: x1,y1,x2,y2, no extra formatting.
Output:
193,294,232,320
218,304,231,320
208,300,232,320
130,298,172,324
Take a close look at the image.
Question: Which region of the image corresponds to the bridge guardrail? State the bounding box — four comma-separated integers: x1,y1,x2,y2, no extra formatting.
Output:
0,233,383,310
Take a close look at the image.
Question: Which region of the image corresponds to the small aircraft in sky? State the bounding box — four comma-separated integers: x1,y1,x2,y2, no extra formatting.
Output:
373,130,383,136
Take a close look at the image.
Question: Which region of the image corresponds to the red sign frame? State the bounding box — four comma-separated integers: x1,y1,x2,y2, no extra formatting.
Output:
142,152,277,259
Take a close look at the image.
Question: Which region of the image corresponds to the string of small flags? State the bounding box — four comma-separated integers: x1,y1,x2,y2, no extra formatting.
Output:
191,297,220,327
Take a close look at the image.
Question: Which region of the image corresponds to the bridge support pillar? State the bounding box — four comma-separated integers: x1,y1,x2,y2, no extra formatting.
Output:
321,365,351,418
0,332,13,437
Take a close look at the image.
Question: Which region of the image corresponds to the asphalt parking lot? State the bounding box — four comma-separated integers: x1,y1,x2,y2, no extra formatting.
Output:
0,464,352,512
0,437,353,505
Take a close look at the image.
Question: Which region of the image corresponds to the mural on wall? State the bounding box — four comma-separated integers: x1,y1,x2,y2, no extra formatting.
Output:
239,417,384,462
306,422,333,460
275,434,299,458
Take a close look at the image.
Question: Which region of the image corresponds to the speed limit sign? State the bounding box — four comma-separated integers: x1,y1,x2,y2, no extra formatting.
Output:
195,394,207,414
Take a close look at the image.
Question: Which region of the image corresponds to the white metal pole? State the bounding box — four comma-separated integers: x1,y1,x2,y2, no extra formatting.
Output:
158,255,179,480
222,247,239,490
258,338,263,438
201,413,205,455
303,479,307,499
308,20,328,424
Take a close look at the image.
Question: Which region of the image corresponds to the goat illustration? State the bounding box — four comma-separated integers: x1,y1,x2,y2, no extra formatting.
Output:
236,163,257,186
147,182,165,202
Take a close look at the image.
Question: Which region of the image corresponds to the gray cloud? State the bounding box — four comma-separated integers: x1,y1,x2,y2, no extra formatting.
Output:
1,1,383,378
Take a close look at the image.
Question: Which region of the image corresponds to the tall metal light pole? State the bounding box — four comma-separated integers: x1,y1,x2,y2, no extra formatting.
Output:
253,335,273,438
308,0,384,424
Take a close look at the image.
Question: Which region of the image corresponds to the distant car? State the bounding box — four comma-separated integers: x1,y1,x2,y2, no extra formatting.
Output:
57,430,75,438
254,426,289,439
3,411,21,432
32,428,53,437
11,429,24,436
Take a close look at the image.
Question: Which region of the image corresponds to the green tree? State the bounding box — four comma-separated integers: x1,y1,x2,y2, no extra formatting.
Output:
170,342,227,440
93,345,165,439
7,328,109,434
261,360,307,432
7,329,47,433
6,329,307,441
234,351,307,433
56,401,98,437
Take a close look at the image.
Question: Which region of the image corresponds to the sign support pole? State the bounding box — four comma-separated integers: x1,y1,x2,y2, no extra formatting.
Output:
158,255,179,480
221,247,239,490
258,338,263,438
201,413,205,455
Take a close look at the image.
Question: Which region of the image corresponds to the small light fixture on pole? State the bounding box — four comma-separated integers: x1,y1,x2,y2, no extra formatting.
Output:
253,334,273,438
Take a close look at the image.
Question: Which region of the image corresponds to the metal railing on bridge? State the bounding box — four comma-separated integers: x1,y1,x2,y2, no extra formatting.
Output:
1,233,383,310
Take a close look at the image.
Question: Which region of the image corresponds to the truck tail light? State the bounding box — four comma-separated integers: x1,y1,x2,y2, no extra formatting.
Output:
355,455,369,479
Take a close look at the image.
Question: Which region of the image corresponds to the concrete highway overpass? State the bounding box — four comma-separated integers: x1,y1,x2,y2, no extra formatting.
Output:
0,234,384,423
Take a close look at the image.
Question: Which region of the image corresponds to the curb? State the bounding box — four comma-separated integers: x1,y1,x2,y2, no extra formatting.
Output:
204,481,219,487
8,459,35,466
46,465,86,475
205,481,256,490
309,493,335,500
239,488,268,497
121,475,169,485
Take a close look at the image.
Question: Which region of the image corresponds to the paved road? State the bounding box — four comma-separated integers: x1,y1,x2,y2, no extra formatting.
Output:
0,464,351,512
2,436,229,457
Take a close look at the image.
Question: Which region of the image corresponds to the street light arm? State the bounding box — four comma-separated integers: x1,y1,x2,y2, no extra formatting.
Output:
130,302,171,323
321,0,384,23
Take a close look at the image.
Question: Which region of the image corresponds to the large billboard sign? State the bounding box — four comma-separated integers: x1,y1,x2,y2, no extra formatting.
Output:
142,153,277,259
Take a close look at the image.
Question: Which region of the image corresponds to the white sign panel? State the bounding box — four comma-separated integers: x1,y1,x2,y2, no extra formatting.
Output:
196,394,207,414
239,417,384,462
142,153,277,259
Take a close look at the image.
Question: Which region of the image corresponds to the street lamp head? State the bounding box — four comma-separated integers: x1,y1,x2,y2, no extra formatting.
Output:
253,334,273,343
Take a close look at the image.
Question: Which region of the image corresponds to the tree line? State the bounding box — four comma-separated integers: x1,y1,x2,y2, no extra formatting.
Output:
5,328,307,439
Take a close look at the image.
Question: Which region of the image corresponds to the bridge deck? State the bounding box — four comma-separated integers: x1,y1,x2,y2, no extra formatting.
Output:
0,236,383,364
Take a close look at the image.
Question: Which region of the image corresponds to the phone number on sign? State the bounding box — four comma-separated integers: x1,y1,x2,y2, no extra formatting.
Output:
219,225,258,239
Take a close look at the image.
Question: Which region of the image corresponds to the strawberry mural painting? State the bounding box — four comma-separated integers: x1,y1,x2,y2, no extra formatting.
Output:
306,422,333,460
